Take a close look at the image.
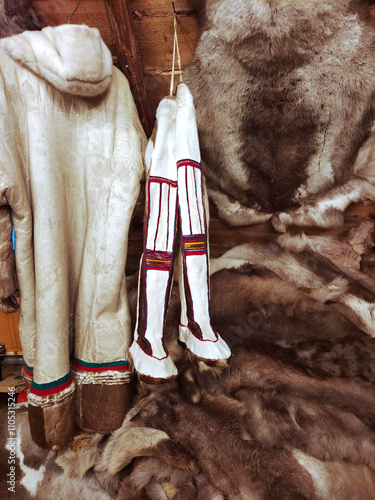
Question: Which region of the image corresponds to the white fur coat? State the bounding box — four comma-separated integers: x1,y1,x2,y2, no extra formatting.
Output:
0,24,146,449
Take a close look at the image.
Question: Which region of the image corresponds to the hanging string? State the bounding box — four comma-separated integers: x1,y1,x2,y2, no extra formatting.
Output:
68,0,80,24
170,2,183,96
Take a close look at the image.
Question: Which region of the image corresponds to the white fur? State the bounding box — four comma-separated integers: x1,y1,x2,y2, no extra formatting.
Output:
0,24,112,96
9,430,47,496
340,294,375,337
293,449,375,500
179,324,231,361
309,276,349,302
272,179,375,232
129,340,178,379
99,422,170,475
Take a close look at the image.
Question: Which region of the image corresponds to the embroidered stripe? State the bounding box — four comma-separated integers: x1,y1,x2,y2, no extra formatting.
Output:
177,159,201,170
30,373,72,396
183,234,206,255
72,357,130,372
146,249,173,271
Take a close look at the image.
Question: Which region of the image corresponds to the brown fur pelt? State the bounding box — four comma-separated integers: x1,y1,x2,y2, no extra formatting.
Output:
6,230,375,499
208,266,375,381
88,261,375,499
210,225,375,339
5,262,375,499
96,353,375,500
0,0,42,38
89,229,375,500
0,405,111,500
185,0,375,230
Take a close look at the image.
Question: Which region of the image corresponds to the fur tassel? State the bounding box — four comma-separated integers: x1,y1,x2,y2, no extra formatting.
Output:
309,276,349,302
0,295,19,313
56,433,104,480
0,252,18,313
0,252,17,297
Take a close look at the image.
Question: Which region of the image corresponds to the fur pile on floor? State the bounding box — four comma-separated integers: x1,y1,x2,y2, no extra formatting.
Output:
4,223,375,499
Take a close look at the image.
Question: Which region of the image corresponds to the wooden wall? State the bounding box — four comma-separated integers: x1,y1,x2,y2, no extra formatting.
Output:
128,0,198,114
0,310,21,355
34,0,198,122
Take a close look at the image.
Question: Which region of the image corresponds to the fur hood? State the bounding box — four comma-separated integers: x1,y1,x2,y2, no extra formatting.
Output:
0,24,113,96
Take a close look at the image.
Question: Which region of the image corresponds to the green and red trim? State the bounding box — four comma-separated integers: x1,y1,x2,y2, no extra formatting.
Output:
72,357,130,373
22,360,33,378
30,372,73,397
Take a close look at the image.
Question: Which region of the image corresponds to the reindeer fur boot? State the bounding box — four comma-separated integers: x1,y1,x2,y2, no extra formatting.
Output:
129,84,231,382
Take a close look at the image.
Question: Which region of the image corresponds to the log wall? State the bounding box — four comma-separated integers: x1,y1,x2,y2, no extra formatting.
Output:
34,0,198,122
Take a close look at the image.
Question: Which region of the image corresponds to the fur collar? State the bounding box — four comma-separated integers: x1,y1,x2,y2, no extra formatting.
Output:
0,24,113,96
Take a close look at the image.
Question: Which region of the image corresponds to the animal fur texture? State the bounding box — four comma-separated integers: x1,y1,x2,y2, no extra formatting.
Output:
0,0,41,38
97,230,375,499
210,224,375,337
0,407,111,500
185,0,375,229
100,360,375,500
4,239,375,499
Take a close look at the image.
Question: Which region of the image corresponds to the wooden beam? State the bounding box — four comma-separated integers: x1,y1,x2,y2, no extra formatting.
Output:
104,0,154,136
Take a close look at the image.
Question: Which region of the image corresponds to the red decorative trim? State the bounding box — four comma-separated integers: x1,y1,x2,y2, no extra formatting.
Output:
183,234,206,256
146,249,173,271
177,159,201,170
72,362,128,372
146,267,169,271
181,323,219,343
149,176,178,187
30,374,73,397
166,184,170,248
23,366,33,378
136,337,169,361
146,250,172,260
184,234,205,243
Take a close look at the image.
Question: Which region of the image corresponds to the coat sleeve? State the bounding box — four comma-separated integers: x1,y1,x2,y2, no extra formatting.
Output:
0,57,20,314
0,182,18,313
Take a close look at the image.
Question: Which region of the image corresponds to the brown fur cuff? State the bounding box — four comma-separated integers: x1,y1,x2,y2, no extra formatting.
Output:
75,382,133,433
28,395,75,450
